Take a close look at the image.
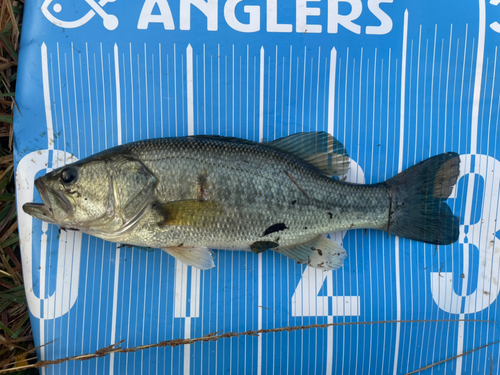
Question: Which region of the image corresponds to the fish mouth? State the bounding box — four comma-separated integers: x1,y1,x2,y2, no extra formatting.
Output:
22,178,72,223
22,202,56,223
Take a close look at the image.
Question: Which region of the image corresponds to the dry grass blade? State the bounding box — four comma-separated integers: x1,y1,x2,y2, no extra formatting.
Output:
0,340,53,371
0,1,31,373
0,319,495,373
0,155,11,165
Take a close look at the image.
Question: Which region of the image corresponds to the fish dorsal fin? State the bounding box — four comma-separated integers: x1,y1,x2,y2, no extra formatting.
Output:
155,200,223,226
302,152,350,177
268,132,350,176
276,235,347,270
162,246,215,270
193,132,350,176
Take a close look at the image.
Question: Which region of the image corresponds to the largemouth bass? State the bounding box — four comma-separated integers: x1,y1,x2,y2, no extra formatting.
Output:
23,132,460,270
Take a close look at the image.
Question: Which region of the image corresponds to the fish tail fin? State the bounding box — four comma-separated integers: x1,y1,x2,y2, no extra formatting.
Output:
385,152,460,245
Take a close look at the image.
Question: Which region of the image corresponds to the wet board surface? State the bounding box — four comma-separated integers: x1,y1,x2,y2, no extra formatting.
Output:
14,0,500,374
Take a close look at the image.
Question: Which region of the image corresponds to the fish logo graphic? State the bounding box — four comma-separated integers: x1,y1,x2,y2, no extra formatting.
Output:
41,0,119,30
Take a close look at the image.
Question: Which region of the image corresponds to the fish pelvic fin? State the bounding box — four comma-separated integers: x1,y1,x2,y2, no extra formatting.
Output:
162,246,216,270
250,241,279,254
276,235,347,271
385,152,460,245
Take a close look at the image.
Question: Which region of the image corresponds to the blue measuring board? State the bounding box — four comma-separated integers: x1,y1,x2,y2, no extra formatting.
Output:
14,0,500,374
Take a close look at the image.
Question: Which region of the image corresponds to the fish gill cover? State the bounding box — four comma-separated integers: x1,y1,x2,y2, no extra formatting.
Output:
13,0,500,374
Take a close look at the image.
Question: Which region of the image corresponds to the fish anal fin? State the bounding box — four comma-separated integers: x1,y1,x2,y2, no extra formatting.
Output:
162,246,216,270
155,200,223,227
276,235,347,270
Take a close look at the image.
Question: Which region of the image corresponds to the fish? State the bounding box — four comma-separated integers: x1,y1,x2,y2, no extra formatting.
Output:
23,132,460,270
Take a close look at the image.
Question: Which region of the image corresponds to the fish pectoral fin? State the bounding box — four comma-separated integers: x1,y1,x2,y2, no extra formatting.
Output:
155,200,223,226
276,235,347,271
162,246,216,270
268,132,350,177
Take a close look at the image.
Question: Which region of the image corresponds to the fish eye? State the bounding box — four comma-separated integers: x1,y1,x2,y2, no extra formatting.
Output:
60,166,78,185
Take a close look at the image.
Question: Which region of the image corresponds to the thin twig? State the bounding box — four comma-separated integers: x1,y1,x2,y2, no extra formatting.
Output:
404,340,500,375
0,340,53,369
0,356,37,368
0,246,20,285
0,155,13,165
0,201,15,234
0,335,33,346
0,319,494,373
0,269,10,278
3,0,18,37
0,164,13,190
284,170,309,198
0,221,17,245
